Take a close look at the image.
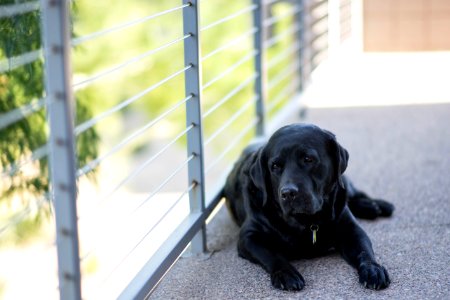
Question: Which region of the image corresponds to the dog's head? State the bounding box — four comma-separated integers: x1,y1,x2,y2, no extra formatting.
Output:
250,123,348,222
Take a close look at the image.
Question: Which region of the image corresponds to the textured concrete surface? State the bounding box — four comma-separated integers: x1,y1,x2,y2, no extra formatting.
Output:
150,103,450,299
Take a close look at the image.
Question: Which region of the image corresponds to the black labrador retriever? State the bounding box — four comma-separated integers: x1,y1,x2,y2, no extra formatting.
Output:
222,123,394,291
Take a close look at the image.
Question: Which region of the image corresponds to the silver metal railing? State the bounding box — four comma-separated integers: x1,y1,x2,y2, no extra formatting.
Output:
0,0,355,299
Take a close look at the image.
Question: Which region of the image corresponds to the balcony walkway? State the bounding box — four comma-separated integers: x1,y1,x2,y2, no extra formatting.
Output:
150,52,450,299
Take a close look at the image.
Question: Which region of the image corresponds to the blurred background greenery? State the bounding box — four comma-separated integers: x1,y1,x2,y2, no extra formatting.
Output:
0,0,298,258
69,0,297,198
0,0,295,274
0,0,303,297
0,0,99,247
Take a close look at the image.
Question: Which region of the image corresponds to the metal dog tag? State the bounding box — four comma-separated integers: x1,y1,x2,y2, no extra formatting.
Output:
310,224,319,244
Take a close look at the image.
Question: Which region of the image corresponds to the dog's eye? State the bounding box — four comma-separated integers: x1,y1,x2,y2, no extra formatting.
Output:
271,162,282,171
303,156,315,164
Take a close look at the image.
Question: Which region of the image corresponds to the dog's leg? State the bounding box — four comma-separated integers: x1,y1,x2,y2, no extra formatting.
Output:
345,178,394,219
237,230,305,291
336,208,390,290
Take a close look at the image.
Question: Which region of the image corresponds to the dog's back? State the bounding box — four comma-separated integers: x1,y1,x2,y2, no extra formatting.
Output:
223,143,262,226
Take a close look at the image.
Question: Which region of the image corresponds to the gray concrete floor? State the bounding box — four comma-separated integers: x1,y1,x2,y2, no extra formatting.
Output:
150,103,450,299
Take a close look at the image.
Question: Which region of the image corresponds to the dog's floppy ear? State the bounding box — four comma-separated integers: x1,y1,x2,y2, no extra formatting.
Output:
249,148,268,206
324,130,349,189
335,143,349,188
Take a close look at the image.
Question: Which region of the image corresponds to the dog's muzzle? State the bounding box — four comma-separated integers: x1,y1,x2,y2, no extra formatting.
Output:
279,184,322,216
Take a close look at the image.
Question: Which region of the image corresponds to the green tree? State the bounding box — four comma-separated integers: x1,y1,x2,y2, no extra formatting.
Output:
0,0,99,244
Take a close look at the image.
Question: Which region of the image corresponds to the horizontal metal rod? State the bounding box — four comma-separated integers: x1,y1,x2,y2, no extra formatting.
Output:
310,29,328,45
117,173,227,299
0,1,39,18
101,182,196,286
205,117,258,174
202,73,257,119
264,0,281,6
0,97,47,130
0,207,32,237
200,4,257,32
311,46,328,62
72,3,191,46
310,13,328,28
0,49,42,73
268,59,301,90
76,117,193,178
311,0,328,11
80,154,194,263
204,96,257,146
81,140,190,221
73,34,192,91
98,97,192,200
0,193,49,237
202,50,257,90
267,79,300,113
132,154,195,214
75,64,192,136
264,23,302,49
267,42,301,70
1,144,48,178
263,5,302,28
202,27,257,61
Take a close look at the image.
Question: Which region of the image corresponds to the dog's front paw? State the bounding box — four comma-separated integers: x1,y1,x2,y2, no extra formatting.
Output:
349,197,395,219
372,199,395,217
271,265,305,291
358,262,390,290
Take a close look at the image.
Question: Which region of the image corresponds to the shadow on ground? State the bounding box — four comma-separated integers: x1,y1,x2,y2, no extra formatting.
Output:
150,103,450,299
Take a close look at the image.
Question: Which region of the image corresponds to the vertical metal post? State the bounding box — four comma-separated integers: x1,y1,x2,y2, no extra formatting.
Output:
182,0,207,254
40,0,82,299
297,0,305,92
328,0,340,56
301,0,312,85
253,0,267,137
352,0,364,52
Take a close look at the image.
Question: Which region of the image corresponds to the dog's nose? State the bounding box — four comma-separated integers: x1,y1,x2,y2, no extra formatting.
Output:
280,185,299,201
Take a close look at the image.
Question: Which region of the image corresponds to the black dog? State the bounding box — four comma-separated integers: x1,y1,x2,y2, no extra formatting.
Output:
223,123,394,291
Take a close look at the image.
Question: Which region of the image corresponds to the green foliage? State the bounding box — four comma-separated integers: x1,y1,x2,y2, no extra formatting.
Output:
71,0,261,159
0,0,99,243
67,0,299,182
8,211,43,244
0,0,298,244
0,3,47,200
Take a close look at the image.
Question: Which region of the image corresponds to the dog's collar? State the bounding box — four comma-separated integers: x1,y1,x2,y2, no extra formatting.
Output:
310,224,319,244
